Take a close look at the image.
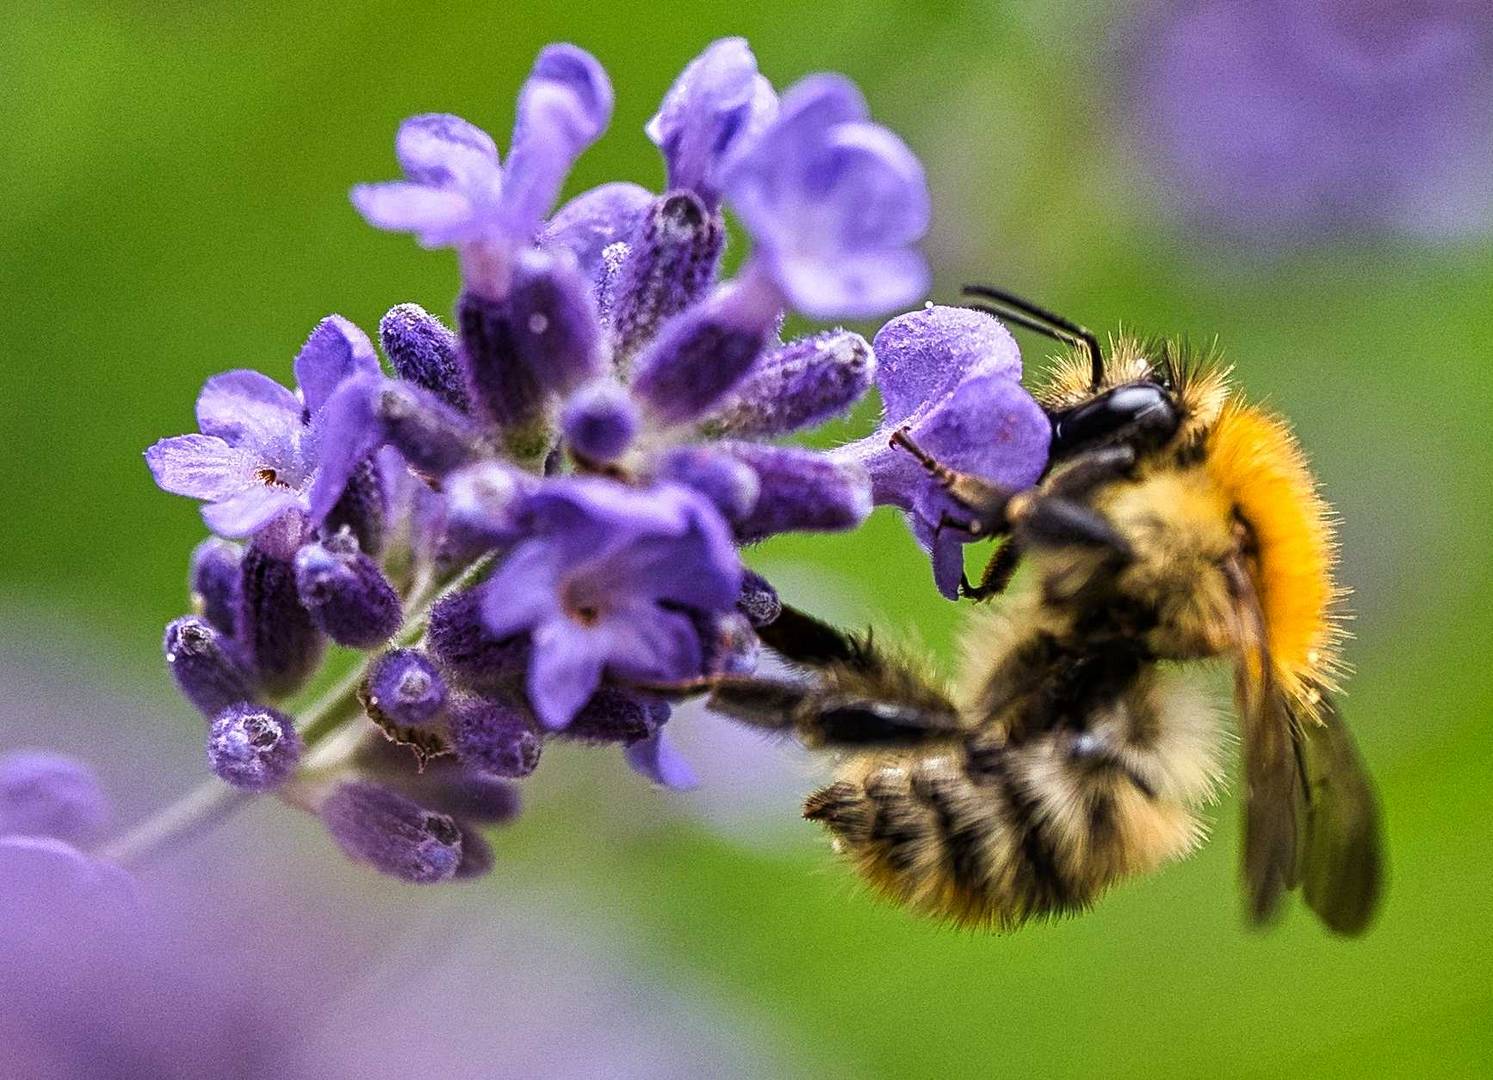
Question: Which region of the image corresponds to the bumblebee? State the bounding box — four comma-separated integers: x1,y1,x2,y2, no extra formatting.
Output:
708,285,1383,934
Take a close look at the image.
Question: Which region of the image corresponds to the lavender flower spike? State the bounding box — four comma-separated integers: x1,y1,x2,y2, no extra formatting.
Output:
207,704,302,791
835,305,1050,598
352,44,612,297
723,74,931,319
480,479,742,730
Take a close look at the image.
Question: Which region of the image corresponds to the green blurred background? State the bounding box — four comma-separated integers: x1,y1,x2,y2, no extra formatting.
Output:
3,1,1491,1076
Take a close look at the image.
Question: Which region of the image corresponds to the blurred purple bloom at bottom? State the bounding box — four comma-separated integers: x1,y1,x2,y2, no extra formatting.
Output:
0,751,110,845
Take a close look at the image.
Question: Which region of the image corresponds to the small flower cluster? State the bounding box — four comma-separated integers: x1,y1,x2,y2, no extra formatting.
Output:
133,39,1051,882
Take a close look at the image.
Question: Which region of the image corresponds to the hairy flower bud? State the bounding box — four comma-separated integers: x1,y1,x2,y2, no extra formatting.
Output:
651,446,759,522
705,329,874,437
0,751,110,845
449,696,542,778
629,278,779,426
294,535,403,648
509,248,605,394
560,379,640,463
238,531,325,697
189,537,242,636
321,781,464,883
380,303,470,413
609,192,725,360
322,455,388,555
562,687,663,744
207,704,301,791
366,649,448,728
716,442,872,541
426,591,530,685
164,616,257,718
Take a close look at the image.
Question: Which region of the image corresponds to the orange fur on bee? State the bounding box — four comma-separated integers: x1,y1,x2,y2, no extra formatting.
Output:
1205,401,1344,717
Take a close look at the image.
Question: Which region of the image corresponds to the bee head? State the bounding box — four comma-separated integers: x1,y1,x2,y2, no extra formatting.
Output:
1048,380,1180,461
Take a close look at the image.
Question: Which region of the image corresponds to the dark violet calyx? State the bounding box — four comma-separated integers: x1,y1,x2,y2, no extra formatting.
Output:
380,303,470,413
366,649,448,728
164,616,257,718
320,780,464,884
294,536,403,648
449,696,542,778
207,704,301,791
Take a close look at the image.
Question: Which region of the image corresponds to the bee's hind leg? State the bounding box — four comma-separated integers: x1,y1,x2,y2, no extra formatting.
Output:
706,674,964,750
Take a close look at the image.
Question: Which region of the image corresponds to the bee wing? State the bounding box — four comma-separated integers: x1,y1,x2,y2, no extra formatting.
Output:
1226,556,1383,934
1294,692,1384,935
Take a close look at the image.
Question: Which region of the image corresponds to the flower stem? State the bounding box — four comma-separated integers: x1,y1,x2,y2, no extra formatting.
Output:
98,553,495,870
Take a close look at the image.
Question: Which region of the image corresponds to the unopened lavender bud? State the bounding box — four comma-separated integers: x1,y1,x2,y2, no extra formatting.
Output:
321,780,463,883
609,192,724,359
652,446,759,522
561,380,639,463
630,278,779,426
294,536,403,648
207,704,301,791
366,649,448,728
238,534,325,697
563,687,662,744
509,248,605,393
164,616,256,718
374,380,482,479
414,773,521,825
450,696,542,778
457,289,539,431
426,591,530,684
380,303,470,413
0,751,110,845
322,455,387,556
595,241,629,325
443,461,536,550
189,537,242,636
705,329,874,437
737,569,781,627
720,443,872,542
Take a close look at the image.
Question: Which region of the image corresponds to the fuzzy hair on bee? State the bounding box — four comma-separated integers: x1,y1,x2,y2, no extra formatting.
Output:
707,290,1383,935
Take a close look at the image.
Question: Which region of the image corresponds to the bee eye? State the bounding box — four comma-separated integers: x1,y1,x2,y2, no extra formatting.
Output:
1049,382,1180,459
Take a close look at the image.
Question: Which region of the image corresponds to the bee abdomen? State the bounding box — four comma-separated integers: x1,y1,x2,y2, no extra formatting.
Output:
805,745,1090,928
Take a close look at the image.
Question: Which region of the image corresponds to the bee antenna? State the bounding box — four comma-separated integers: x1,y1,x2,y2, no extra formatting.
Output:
961,284,1104,388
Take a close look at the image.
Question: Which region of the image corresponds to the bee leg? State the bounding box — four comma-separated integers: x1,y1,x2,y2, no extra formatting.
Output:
889,427,1013,538
1012,493,1132,560
1043,445,1137,500
707,677,963,750
755,602,879,673
961,537,1021,601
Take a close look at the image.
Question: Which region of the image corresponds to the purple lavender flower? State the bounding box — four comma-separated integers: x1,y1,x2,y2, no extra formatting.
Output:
0,752,110,846
294,534,403,648
449,695,543,778
146,316,379,538
351,44,613,297
479,479,741,730
647,38,776,211
722,74,931,319
1125,0,1493,241
207,704,302,791
835,305,1050,598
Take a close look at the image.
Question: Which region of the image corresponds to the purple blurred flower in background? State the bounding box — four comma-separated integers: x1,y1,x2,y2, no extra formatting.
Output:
1124,0,1493,242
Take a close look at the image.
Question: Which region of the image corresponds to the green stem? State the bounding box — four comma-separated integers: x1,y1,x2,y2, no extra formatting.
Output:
97,553,495,870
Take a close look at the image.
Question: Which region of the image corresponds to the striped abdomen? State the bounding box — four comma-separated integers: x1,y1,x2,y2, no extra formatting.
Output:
803,668,1224,928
